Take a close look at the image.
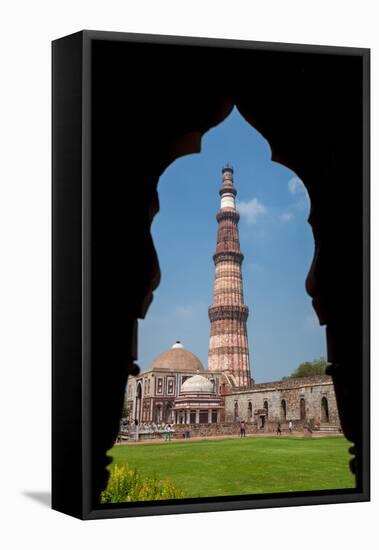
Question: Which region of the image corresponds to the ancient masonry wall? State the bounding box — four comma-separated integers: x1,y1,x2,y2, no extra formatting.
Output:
224,375,340,427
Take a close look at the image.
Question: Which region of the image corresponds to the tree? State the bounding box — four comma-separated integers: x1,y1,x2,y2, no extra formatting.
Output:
282,357,328,380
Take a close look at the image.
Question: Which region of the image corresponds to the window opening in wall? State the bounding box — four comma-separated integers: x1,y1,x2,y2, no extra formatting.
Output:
234,402,239,421
248,401,253,420
281,399,287,421
321,396,329,423
199,410,209,424
300,398,306,421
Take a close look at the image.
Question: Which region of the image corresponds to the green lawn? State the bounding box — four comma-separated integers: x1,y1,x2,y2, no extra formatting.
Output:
108,436,355,498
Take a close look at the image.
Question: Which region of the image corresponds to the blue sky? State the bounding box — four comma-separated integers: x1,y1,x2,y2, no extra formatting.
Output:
138,108,326,383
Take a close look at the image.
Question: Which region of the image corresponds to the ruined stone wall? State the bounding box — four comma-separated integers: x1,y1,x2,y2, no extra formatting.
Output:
173,422,256,438
224,375,340,427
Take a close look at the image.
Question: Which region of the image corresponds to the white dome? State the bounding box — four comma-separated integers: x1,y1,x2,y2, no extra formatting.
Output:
181,374,214,394
171,341,184,349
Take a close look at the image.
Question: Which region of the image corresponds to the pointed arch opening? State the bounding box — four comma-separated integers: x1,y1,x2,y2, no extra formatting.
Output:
281,399,287,422
300,398,306,421
321,396,329,423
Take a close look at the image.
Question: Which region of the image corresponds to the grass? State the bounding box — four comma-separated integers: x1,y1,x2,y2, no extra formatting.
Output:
107,436,355,499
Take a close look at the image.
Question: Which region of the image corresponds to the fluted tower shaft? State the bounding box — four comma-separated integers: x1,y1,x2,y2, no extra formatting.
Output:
208,166,251,388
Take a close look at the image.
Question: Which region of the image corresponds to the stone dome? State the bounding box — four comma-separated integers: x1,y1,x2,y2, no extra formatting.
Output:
149,341,205,373
181,374,214,394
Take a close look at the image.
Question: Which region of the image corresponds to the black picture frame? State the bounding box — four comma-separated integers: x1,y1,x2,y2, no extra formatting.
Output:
52,30,370,520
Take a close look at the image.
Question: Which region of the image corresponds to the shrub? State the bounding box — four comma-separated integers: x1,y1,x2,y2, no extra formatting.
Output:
101,464,185,503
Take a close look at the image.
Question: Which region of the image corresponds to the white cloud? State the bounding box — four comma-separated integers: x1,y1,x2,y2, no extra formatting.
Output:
288,176,304,194
238,197,266,224
280,212,294,223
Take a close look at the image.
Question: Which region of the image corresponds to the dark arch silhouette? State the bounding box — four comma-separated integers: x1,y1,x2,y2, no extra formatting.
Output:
87,37,367,506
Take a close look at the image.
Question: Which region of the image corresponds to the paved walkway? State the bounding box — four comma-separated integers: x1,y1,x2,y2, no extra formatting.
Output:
117,431,343,446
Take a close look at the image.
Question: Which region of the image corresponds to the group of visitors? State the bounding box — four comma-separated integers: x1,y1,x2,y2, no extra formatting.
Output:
276,420,313,436
132,419,176,442
276,420,293,435
116,418,178,443
117,417,315,443
276,420,294,435
240,419,299,437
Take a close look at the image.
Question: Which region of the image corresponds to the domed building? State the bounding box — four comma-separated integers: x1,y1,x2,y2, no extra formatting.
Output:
174,374,223,424
126,341,224,424
149,341,204,373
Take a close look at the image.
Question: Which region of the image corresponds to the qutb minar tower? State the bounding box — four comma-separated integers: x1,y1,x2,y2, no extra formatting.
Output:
208,165,252,388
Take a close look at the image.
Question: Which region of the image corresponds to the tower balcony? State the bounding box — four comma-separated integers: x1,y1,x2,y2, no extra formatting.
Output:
213,251,244,265
216,209,240,222
208,304,249,322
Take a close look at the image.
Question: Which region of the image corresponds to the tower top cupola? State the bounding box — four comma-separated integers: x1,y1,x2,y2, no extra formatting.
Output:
222,163,234,174
219,163,237,207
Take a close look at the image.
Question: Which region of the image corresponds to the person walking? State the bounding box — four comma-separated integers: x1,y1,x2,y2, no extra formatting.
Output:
240,419,246,437
134,418,139,442
288,420,293,434
166,424,172,441
276,422,282,436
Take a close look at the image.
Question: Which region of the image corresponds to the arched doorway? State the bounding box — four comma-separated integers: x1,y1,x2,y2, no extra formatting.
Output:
234,402,239,422
248,401,253,421
135,382,142,422
280,399,286,421
263,400,268,419
165,402,172,423
300,398,306,421
321,396,329,423
155,404,162,423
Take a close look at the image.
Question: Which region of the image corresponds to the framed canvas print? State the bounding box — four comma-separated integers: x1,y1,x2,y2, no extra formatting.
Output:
52,30,370,519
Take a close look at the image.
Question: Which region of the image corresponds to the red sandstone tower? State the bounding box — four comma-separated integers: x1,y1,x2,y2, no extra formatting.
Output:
208,165,251,388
